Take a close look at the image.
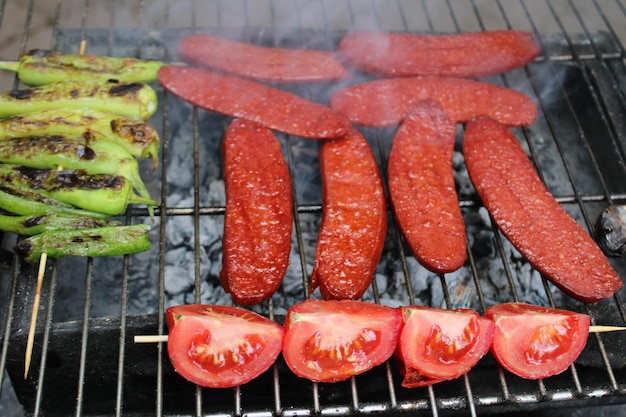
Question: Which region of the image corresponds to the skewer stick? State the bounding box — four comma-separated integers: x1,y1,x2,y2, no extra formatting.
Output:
23,253,47,379
588,325,626,333
134,335,169,343
132,325,626,345
24,39,89,379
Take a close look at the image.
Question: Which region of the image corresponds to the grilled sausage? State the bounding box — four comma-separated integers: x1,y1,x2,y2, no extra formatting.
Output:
220,119,293,305
178,34,349,83
311,129,387,300
463,115,623,303
388,100,466,273
337,30,540,78
329,76,537,128
157,65,351,139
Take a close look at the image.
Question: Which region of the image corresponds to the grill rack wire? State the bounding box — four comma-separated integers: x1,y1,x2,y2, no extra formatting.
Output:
0,0,626,416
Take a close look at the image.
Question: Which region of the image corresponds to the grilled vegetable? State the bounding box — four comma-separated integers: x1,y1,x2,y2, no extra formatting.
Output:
0,213,114,236
0,165,158,216
0,49,164,86
0,109,160,167
0,187,109,219
14,223,152,262
0,79,158,120
0,134,154,205
595,205,626,257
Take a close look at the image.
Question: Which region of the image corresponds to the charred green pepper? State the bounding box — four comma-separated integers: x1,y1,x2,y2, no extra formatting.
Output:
14,223,152,262
0,108,160,167
0,187,109,219
0,134,153,204
0,164,158,216
0,212,115,236
0,49,164,86
0,79,157,120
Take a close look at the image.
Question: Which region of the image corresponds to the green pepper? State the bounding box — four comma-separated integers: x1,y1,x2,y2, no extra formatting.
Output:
0,134,153,205
0,164,158,216
0,187,109,219
0,212,115,236
0,108,160,167
0,79,157,120
0,49,165,86
14,223,152,262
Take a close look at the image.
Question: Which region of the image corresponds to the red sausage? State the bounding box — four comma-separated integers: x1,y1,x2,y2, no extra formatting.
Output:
158,65,351,139
311,129,387,300
178,34,350,83
388,100,466,273
337,30,540,78
220,119,293,305
329,76,537,128
463,115,623,303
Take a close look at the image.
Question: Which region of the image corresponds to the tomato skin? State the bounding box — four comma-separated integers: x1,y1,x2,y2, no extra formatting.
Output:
282,299,402,382
484,302,590,380
165,304,284,388
396,306,494,388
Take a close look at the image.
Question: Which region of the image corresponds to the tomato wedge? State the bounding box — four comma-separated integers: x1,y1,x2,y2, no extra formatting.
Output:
484,302,590,380
166,304,284,388
282,299,402,382
396,306,494,388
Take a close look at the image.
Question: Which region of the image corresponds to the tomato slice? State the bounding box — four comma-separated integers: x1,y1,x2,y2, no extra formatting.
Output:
484,302,590,380
282,299,402,382
396,306,494,387
166,304,284,388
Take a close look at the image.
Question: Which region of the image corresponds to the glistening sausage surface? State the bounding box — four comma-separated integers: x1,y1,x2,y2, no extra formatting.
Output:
463,115,623,303
220,119,293,305
158,65,351,139
388,100,466,273
178,34,350,83
311,129,387,300
329,77,537,128
337,30,540,78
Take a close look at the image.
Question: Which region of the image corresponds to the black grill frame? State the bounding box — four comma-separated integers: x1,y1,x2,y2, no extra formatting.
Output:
1,0,626,416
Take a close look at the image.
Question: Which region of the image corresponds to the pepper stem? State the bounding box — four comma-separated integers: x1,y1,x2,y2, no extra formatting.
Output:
0,60,19,72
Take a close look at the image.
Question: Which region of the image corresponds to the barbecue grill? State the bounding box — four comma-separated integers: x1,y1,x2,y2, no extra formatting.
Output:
0,0,625,416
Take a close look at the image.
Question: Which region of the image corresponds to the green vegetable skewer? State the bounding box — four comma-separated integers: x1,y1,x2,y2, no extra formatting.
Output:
0,164,158,216
0,79,158,120
0,213,114,236
0,109,160,167
14,223,153,262
0,135,155,208
0,49,165,86
0,187,110,219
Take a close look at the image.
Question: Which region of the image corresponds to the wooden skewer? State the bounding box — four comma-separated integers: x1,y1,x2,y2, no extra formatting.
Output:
132,325,626,345
134,335,169,343
23,253,47,379
24,39,89,379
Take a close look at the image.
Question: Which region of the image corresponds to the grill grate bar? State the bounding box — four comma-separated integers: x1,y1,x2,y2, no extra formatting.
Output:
0,0,625,416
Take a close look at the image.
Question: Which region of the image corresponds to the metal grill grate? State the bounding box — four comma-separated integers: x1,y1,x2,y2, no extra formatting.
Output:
0,0,626,416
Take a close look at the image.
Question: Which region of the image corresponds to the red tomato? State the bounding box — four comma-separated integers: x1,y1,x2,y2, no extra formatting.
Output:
166,304,284,388
282,299,402,382
396,306,494,388
484,302,590,380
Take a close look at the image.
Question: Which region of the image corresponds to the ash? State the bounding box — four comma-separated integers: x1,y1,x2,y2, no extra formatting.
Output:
42,92,565,324
110,103,561,320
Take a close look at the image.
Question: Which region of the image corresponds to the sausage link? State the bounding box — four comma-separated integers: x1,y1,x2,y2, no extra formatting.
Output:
463,115,623,303
158,65,351,139
311,129,387,300
178,34,349,83
388,100,466,273
337,30,540,78
220,119,293,305
329,76,537,128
